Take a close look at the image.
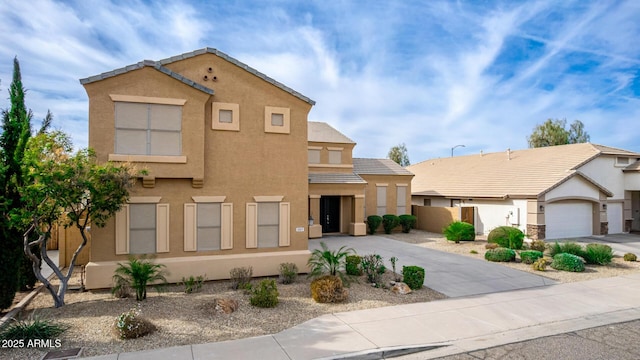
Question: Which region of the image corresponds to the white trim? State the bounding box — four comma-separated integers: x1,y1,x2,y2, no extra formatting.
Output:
192,196,226,203
253,196,284,202
110,94,186,105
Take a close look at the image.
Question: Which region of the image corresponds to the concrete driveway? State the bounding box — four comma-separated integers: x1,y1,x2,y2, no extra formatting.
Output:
309,235,556,298
554,233,640,256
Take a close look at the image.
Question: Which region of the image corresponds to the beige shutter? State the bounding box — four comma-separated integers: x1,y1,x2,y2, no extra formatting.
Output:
156,204,170,253
184,203,197,251
115,205,129,255
246,203,258,248
279,202,290,246
221,203,233,250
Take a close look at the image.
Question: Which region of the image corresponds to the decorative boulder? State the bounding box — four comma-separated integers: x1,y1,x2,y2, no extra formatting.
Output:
391,282,412,295
213,298,239,314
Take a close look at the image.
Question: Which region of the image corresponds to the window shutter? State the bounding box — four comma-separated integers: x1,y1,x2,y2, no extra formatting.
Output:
278,202,290,246
246,203,258,248
156,204,170,253
115,205,129,255
184,203,197,251
221,203,233,250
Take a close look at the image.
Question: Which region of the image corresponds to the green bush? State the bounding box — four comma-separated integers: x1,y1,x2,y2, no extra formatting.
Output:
345,255,362,276
398,214,417,233
402,266,425,290
382,214,400,234
230,266,253,290
112,306,156,339
624,253,637,261
484,247,516,262
551,253,585,272
366,215,383,235
487,226,524,249
443,221,475,243
361,254,386,285
549,242,585,258
584,244,613,265
111,256,167,301
310,275,348,303
0,313,67,341
532,258,547,271
250,279,279,308
520,250,544,264
308,241,354,284
529,240,546,253
278,263,298,284
180,275,205,294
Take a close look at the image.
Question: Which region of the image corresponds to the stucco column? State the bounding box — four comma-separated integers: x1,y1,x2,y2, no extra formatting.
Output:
349,195,366,236
308,195,322,238
526,200,546,240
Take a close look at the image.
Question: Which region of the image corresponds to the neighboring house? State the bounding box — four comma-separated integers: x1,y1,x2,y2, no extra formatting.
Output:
80,48,413,289
307,121,414,238
408,143,640,240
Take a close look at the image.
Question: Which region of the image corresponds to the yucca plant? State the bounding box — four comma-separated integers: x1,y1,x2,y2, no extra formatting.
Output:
308,241,355,283
112,256,168,301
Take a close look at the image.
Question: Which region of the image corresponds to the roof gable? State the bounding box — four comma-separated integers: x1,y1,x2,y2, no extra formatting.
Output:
308,121,355,144
353,158,413,176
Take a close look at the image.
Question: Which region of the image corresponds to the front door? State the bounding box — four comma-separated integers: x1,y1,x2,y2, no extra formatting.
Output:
320,196,341,233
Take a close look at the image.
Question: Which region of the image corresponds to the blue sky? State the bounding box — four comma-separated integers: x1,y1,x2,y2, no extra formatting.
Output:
0,0,638,162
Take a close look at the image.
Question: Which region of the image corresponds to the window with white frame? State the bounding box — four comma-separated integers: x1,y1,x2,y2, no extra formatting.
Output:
376,185,387,216
115,102,182,156
212,102,240,131
258,202,279,248
264,106,290,134
246,198,290,249
129,204,156,254
197,203,221,251
115,198,170,255
396,185,407,215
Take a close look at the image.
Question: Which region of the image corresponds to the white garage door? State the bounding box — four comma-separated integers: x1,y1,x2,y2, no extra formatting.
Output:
607,203,623,234
546,202,593,239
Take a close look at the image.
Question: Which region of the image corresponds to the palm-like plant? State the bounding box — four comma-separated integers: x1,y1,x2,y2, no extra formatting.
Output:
308,241,355,282
112,256,168,301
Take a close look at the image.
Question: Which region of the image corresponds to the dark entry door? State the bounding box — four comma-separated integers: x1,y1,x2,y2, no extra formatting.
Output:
320,196,341,233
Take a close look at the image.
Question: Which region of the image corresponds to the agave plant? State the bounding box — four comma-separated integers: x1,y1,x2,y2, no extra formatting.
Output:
307,241,355,282
112,256,168,301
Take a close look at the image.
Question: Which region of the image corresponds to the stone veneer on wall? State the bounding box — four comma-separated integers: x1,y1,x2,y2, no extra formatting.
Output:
600,222,608,236
526,224,546,240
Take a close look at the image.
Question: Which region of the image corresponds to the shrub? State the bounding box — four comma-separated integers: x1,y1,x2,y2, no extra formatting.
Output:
278,263,298,284
112,306,156,339
584,244,613,265
520,250,544,265
345,255,362,276
230,266,253,290
532,258,547,271
549,242,585,258
250,279,279,308
112,276,131,298
308,241,354,283
361,254,385,285
180,275,205,294
551,253,585,272
624,253,637,262
529,240,546,253
366,215,383,235
443,221,475,243
398,215,417,233
484,248,516,262
390,256,401,281
0,313,67,341
310,275,348,303
488,226,524,249
382,214,400,234
402,266,425,290
111,256,167,301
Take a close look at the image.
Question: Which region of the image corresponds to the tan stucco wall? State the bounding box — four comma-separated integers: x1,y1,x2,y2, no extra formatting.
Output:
308,141,355,173
359,174,413,217
412,205,458,233
84,53,313,280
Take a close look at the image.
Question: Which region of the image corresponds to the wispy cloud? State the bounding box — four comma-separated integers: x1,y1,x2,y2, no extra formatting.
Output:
0,0,638,160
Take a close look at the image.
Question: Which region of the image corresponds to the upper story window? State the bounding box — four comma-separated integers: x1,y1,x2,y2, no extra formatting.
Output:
616,157,630,166
328,147,343,164
212,102,240,131
308,147,321,164
115,102,182,156
265,106,290,134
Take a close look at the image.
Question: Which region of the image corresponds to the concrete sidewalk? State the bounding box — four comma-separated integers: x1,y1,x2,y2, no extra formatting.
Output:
85,272,640,360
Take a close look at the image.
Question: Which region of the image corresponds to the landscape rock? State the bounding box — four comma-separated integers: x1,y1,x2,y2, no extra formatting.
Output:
391,282,412,295
213,298,239,314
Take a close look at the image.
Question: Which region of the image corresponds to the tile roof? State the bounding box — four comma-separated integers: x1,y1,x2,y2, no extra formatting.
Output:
353,158,414,176
308,173,366,184
308,121,355,144
80,48,315,105
408,143,636,199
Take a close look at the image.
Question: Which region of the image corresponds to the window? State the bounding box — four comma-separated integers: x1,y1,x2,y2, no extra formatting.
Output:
258,202,279,248
212,102,240,131
308,149,320,164
115,102,182,156
397,185,407,215
423,199,431,206
376,185,387,216
115,198,169,255
264,106,290,134
197,203,221,251
616,157,630,166
328,150,342,164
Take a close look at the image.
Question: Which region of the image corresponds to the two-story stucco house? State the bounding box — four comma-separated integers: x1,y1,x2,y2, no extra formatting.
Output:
80,48,413,289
